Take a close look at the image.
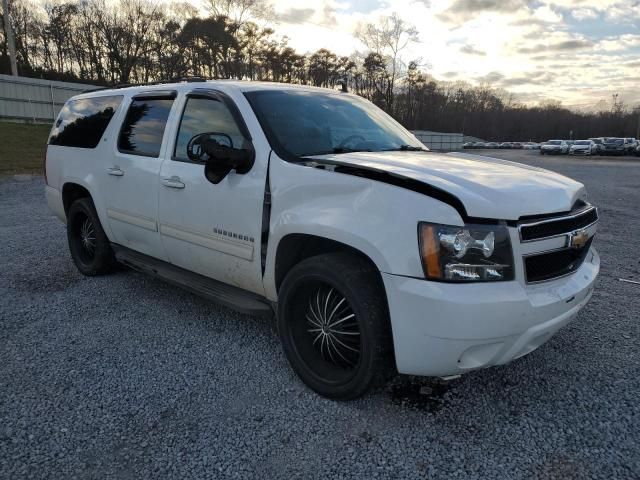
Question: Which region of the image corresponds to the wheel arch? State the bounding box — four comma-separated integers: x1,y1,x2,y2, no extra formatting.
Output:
62,182,92,217
273,233,385,295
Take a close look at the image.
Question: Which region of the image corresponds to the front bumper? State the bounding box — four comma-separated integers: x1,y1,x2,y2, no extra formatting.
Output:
603,147,624,155
383,247,599,376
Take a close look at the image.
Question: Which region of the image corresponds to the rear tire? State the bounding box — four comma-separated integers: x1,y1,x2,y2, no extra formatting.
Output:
277,253,394,400
67,197,116,276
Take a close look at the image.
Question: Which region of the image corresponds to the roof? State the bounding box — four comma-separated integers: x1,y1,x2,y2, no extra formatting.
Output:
72,79,345,100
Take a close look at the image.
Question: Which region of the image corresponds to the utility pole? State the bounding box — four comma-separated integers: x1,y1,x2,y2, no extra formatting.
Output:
1,0,18,76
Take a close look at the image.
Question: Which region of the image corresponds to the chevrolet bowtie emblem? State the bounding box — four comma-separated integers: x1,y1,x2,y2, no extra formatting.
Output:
569,229,589,249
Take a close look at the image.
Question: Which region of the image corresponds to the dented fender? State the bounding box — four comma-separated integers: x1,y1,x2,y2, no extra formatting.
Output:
262,154,463,300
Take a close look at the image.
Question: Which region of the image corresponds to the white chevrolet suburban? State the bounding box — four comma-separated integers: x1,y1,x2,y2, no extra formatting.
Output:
45,81,599,399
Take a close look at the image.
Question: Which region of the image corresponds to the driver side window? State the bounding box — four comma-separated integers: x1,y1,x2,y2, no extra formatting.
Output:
174,96,245,162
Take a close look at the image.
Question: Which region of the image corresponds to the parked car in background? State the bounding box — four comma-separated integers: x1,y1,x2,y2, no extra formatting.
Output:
589,138,605,154
523,142,541,149
602,138,626,155
511,142,523,149
636,144,640,157
624,138,638,154
486,142,500,148
570,140,597,156
541,140,569,155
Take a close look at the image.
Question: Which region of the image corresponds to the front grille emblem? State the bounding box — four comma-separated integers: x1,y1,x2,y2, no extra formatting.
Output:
569,229,589,249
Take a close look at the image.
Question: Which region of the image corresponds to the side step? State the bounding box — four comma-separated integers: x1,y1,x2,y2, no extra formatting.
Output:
112,244,273,316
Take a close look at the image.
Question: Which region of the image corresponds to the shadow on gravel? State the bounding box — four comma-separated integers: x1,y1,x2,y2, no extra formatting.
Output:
387,376,454,412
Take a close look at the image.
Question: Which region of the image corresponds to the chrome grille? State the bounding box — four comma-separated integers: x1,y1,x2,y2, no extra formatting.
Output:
524,238,593,283
519,206,598,242
518,204,598,283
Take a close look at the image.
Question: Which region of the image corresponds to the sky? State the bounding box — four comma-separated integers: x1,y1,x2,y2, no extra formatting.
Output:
240,0,640,110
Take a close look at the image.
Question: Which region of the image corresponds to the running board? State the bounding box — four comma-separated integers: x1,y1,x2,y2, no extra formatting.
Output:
112,244,273,316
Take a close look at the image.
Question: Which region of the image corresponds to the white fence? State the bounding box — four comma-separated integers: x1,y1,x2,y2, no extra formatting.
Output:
0,74,100,123
412,130,463,151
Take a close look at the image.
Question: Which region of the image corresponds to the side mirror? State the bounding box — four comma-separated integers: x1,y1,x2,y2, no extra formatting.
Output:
186,132,255,184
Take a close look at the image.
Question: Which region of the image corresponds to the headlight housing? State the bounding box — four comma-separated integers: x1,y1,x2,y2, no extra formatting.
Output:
418,222,514,282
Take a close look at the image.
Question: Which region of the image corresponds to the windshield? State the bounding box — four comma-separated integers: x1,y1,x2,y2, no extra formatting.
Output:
575,141,590,145
244,90,426,158
606,138,623,145
547,140,561,145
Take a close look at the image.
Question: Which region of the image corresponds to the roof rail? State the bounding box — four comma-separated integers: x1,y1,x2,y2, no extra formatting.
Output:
82,77,211,93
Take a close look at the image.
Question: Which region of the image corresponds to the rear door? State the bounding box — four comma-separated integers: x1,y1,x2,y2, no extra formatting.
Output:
158,89,268,295
103,90,177,260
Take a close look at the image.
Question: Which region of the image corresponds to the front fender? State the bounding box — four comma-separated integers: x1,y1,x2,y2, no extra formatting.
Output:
263,155,463,300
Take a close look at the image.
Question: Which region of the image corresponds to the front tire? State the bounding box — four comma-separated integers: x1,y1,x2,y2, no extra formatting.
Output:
67,197,116,276
277,253,394,400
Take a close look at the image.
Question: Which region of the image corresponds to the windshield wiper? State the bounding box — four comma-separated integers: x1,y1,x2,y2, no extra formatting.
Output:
383,145,428,152
331,147,371,154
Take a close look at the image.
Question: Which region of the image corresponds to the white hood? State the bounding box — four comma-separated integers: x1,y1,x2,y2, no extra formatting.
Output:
309,151,586,220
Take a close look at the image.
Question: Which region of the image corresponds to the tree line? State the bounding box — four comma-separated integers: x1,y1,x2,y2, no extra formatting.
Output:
1,0,638,141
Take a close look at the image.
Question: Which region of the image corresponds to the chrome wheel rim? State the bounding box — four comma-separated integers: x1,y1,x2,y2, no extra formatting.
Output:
305,286,361,369
80,217,96,255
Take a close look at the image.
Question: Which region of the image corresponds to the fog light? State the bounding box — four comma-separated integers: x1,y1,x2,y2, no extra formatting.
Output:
444,263,508,281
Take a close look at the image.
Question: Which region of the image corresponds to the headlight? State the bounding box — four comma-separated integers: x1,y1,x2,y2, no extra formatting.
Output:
418,222,514,282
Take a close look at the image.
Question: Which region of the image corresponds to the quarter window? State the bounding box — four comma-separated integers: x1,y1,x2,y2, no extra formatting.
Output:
118,98,174,157
174,96,245,162
48,95,123,148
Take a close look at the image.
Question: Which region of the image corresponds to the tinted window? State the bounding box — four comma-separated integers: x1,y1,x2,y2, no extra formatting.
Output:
48,95,123,148
174,97,245,161
118,98,174,157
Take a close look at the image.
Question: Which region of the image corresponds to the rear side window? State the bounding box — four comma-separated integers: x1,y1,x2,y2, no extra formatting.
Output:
118,97,174,157
48,95,123,148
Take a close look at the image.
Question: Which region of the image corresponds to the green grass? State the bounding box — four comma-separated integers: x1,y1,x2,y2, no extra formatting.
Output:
0,121,51,175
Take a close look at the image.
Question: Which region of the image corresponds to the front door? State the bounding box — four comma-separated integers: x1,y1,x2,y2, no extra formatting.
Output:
158,90,268,295
103,91,177,260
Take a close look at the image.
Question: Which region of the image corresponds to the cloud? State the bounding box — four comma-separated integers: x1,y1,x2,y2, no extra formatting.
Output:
516,38,594,53
476,71,505,83
572,8,598,20
501,71,558,87
278,7,315,23
460,44,487,55
448,0,528,14
597,34,640,52
438,0,531,22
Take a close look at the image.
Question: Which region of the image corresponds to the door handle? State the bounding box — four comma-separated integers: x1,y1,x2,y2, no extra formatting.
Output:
107,166,124,176
162,176,185,189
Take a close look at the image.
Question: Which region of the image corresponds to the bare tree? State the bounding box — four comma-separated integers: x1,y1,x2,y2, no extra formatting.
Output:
207,0,273,23
356,12,418,112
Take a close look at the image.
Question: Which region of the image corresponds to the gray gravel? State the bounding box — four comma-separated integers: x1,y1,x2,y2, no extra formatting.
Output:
1,151,639,479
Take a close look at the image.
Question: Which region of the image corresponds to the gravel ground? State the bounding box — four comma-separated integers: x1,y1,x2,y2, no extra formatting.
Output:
1,151,639,479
